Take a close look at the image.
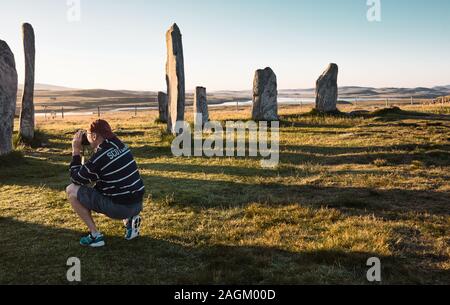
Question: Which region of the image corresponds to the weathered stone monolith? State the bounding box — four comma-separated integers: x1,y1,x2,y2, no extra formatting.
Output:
252,67,278,121
315,63,339,113
194,87,209,126
165,23,185,134
19,23,36,140
0,40,18,156
158,91,168,123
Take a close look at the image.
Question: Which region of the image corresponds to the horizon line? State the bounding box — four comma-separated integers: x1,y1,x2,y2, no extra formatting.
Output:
21,82,450,93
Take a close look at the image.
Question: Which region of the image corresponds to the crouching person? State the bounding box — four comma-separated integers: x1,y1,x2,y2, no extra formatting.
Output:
66,119,145,248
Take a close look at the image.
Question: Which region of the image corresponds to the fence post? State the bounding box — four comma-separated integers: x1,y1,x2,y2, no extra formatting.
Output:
62,106,64,119
98,106,100,118
135,105,137,116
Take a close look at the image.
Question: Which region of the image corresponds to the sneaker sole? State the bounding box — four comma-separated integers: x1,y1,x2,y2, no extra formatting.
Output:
125,234,139,241
133,216,142,230
90,241,106,248
125,216,142,240
80,241,106,248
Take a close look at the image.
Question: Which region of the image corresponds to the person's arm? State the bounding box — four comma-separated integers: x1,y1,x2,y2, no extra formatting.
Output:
69,131,100,185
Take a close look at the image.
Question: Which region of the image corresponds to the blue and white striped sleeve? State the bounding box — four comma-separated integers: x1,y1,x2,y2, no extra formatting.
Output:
69,155,101,186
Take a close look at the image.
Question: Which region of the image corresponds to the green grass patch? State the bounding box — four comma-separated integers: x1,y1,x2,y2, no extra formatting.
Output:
0,151,24,168
13,129,49,149
0,108,449,284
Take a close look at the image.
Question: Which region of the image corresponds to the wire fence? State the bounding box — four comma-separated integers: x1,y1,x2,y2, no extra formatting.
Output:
14,96,450,120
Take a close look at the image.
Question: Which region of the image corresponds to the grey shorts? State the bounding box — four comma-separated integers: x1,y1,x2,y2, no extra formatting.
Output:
77,186,143,220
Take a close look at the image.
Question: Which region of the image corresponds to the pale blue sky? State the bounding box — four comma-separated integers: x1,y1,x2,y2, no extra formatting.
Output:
1,0,449,91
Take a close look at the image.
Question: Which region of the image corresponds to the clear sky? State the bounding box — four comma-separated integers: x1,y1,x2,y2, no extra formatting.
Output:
1,0,449,91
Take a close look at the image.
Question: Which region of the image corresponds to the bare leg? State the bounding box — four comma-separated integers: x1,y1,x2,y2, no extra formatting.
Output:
66,184,99,234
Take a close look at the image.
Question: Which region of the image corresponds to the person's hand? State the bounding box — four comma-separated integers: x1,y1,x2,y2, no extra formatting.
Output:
72,131,83,156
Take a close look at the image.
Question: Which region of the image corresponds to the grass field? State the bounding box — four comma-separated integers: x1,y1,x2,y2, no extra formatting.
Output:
0,104,449,284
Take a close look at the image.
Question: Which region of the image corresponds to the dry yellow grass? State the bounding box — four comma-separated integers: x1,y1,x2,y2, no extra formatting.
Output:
0,104,449,284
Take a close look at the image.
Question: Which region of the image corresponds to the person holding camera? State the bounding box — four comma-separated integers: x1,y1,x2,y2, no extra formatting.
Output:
66,119,145,247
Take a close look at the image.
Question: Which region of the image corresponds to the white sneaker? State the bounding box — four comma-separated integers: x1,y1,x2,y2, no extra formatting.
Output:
125,215,141,240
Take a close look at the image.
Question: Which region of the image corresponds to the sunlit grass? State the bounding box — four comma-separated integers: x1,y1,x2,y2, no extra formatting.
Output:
0,105,449,284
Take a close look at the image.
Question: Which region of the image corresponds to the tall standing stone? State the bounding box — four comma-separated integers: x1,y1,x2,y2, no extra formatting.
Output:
252,67,278,121
19,23,36,140
157,91,168,123
194,86,209,126
315,63,339,113
165,23,185,134
0,40,18,156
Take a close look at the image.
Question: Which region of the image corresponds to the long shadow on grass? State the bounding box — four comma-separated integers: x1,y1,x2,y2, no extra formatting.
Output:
132,145,173,159
0,144,171,192
140,174,450,218
133,142,450,167
371,111,450,122
280,144,450,166
0,217,444,285
140,162,449,187
0,155,68,191
280,121,355,129
140,162,300,178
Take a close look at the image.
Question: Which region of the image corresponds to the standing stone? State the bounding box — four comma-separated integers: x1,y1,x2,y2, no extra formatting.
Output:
0,40,18,156
315,63,339,113
252,67,278,121
19,23,36,140
157,91,168,123
194,87,209,126
165,23,185,134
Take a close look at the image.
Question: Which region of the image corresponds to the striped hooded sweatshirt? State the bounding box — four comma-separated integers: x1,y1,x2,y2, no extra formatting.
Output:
69,137,145,205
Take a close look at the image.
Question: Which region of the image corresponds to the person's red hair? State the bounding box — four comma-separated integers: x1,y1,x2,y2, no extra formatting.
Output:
89,120,116,139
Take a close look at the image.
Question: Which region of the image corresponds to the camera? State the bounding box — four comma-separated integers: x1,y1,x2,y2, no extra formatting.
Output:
81,131,90,146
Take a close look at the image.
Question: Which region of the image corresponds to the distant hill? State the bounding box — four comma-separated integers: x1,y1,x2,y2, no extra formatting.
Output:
20,84,450,100
54,89,155,98
278,85,450,99
19,83,77,91
432,85,450,91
